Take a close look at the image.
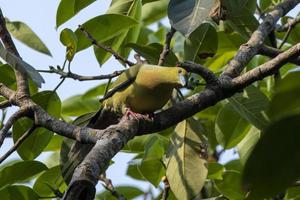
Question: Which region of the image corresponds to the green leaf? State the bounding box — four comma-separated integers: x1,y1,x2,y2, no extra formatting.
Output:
0,161,47,189
0,43,44,87
75,14,138,51
242,115,300,199
62,95,99,117
13,91,61,160
166,118,208,200
127,43,178,66
207,162,224,180
184,22,218,61
94,0,142,66
142,0,169,25
137,135,166,186
138,158,165,186
285,187,300,200
124,133,168,153
259,0,272,11
56,0,96,27
237,126,260,164
0,185,39,200
168,0,215,36
269,71,300,120
222,0,258,39
6,20,51,56
33,165,67,197
60,28,78,61
215,103,251,149
44,135,64,152
0,64,37,94
96,186,143,200
215,170,246,200
228,86,270,130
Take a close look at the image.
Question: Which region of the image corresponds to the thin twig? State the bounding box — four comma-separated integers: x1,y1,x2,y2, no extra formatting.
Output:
54,77,66,92
38,67,124,81
99,173,126,200
0,125,37,164
158,27,176,66
279,26,292,49
0,109,29,148
78,25,134,66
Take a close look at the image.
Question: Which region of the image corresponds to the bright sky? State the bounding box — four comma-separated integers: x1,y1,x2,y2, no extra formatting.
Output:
0,0,299,198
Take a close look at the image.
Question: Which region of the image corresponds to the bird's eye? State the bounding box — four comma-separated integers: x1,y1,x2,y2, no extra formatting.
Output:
178,69,182,73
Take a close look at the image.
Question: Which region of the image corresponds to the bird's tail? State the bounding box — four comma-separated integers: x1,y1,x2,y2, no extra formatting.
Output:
60,106,120,185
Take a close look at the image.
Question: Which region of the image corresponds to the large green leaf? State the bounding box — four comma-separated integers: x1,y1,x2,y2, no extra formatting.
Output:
0,185,39,200
33,165,67,197
166,118,208,200
96,186,143,200
13,91,61,160
94,0,142,66
215,103,250,149
6,20,51,56
0,161,47,189
269,71,300,120
215,170,246,200
137,136,166,186
228,86,270,130
75,14,138,51
237,126,260,164
222,0,258,39
44,135,64,152
127,43,178,66
285,187,300,200
62,95,99,117
242,115,300,199
142,0,169,25
56,0,96,27
168,0,215,36
184,22,218,61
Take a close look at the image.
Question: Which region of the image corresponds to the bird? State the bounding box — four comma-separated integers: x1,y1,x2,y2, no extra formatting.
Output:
61,64,188,192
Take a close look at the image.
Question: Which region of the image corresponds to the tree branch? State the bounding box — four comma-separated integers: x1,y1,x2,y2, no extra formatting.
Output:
99,173,126,200
158,27,176,66
0,108,29,147
78,25,134,67
38,67,124,81
0,125,37,164
0,9,30,97
276,15,300,32
222,0,300,78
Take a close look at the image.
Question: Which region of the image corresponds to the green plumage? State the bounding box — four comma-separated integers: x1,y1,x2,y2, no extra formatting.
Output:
61,64,188,183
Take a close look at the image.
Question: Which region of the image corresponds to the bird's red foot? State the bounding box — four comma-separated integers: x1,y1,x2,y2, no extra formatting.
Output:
125,108,154,121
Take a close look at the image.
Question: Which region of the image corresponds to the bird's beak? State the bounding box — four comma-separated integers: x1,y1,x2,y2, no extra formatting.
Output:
178,73,187,87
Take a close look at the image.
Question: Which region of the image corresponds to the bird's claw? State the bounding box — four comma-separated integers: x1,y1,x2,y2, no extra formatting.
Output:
125,108,154,121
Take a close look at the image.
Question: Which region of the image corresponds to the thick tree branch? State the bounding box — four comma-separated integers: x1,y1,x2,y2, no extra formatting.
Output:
78,25,134,66
38,67,125,81
222,0,300,78
0,9,30,97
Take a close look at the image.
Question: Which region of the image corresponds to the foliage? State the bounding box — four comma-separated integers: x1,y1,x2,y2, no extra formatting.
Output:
1,0,300,199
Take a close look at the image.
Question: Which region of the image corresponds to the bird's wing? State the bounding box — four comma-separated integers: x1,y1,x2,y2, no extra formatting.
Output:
100,64,141,101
